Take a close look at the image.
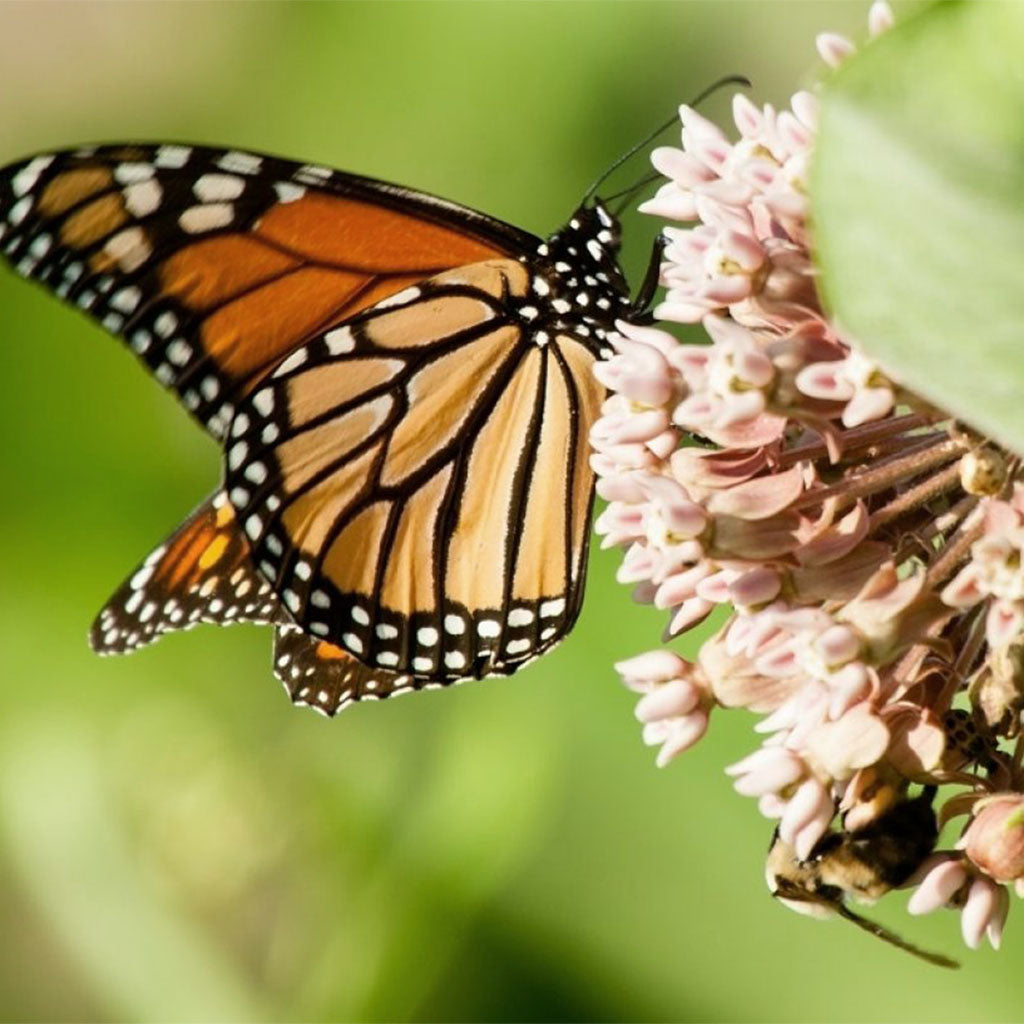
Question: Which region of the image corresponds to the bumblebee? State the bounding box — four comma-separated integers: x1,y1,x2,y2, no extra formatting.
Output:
766,787,958,968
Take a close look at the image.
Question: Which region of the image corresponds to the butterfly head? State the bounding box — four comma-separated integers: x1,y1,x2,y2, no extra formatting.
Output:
538,200,630,322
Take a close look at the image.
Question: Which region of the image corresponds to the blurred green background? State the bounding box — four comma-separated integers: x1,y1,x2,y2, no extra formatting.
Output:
0,2,1017,1021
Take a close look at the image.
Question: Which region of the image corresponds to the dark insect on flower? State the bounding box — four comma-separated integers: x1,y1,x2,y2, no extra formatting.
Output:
766,786,959,968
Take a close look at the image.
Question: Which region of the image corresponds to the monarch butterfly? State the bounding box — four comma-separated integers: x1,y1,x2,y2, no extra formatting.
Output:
0,142,658,715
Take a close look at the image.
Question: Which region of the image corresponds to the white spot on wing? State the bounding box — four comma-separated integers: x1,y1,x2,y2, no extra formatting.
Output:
130,565,153,589
179,203,234,233
274,349,307,376
218,151,262,175
111,286,141,314
167,339,192,366
12,156,53,196
325,326,355,355
374,286,420,310
194,173,245,202
115,162,155,184
8,196,31,225
253,388,275,416
274,181,306,203
155,145,191,169
243,461,267,485
28,233,50,258
154,311,177,337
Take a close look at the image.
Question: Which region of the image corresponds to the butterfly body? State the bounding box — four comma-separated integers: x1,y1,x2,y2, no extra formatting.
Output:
1,143,636,713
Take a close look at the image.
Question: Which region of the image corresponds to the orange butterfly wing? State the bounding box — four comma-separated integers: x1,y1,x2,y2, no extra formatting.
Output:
0,144,535,437
224,257,605,684
89,491,283,656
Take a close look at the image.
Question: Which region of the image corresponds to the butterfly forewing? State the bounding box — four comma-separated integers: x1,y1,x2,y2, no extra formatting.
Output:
225,258,603,683
0,144,529,438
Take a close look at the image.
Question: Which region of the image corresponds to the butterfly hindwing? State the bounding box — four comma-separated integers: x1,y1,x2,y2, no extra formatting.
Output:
91,488,411,717
225,257,604,685
273,626,419,716
90,491,283,655
0,144,532,438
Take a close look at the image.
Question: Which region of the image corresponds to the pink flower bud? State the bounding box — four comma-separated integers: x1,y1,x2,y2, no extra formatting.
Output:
806,703,890,780
615,543,659,584
814,624,860,668
790,91,818,129
731,93,764,138
666,596,715,637
961,876,1008,951
729,566,781,608
964,794,1024,882
780,778,833,858
635,679,701,722
590,408,670,446
815,32,855,68
726,746,804,797
650,146,714,188
596,473,646,504
650,710,710,767
593,338,677,407
868,1,895,36
908,856,968,916
615,649,689,690
637,184,698,222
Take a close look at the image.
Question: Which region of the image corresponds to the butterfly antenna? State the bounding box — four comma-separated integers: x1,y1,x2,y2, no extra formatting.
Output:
833,902,960,970
609,170,662,217
582,73,752,204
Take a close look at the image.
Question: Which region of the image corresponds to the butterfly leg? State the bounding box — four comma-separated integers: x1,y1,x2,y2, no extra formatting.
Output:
629,232,668,322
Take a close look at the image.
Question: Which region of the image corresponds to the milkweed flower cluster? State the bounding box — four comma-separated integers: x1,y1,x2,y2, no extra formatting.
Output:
592,2,1024,955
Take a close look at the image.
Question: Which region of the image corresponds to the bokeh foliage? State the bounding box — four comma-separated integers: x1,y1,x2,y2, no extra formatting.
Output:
0,3,1018,1021
815,1,1024,455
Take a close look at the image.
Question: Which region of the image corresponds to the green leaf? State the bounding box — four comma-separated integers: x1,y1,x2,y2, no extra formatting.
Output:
813,1,1024,455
